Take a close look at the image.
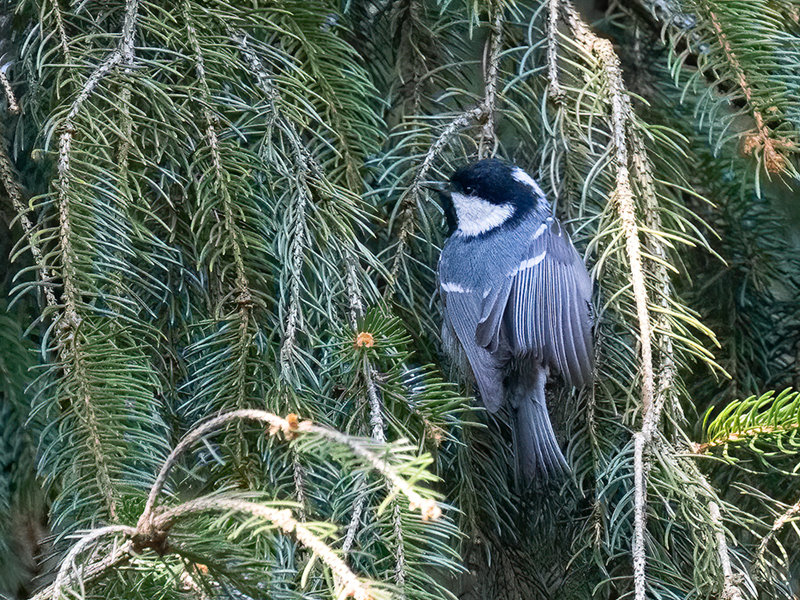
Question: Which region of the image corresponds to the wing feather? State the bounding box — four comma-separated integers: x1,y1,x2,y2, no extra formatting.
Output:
442,287,508,412
505,218,593,386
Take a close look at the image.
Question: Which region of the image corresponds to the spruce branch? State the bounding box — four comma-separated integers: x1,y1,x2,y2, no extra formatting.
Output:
553,9,653,594
0,68,18,114
47,0,143,523
153,498,377,600
233,29,317,382
709,500,746,600
547,0,563,100
30,541,133,600
52,526,137,600
47,0,72,64
629,128,680,431
388,105,485,290
478,3,504,159
552,4,686,597
0,127,58,308
757,495,800,570
185,4,256,416
696,1,793,174
44,409,443,600
388,3,505,289
695,389,800,455
115,0,137,177
141,409,442,526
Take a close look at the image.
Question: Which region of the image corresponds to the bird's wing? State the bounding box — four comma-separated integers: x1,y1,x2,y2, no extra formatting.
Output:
440,281,508,412
476,217,593,386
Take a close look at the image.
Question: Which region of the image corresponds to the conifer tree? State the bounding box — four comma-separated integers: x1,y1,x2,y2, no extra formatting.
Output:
1,1,799,599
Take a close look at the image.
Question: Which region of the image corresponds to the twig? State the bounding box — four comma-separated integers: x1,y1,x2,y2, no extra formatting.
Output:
185,6,253,412
140,409,292,524
307,424,441,521
632,432,647,597
52,526,137,600
390,2,505,286
697,2,791,174
45,409,442,600
547,0,563,99
392,503,406,590
292,452,308,521
629,128,676,436
554,4,659,597
708,501,746,600
49,0,72,63
478,4,504,158
388,106,484,287
140,409,441,528
154,498,374,600
116,0,138,173
52,0,141,523
0,127,58,308
757,495,800,568
0,68,19,114
233,31,312,381
30,541,132,600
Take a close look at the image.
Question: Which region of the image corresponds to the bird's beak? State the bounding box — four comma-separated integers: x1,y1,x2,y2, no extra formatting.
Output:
421,182,451,199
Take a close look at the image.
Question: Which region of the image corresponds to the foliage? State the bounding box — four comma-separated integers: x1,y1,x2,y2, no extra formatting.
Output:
0,0,799,599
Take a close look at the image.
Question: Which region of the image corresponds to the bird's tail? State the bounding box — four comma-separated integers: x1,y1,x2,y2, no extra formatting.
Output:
510,365,568,484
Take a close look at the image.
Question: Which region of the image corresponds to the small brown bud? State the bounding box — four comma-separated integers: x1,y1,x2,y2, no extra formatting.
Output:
354,332,375,348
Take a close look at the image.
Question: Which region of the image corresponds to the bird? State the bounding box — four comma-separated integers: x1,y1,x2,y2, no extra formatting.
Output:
429,158,593,483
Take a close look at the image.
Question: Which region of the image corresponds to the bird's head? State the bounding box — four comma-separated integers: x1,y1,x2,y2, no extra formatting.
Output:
427,159,548,237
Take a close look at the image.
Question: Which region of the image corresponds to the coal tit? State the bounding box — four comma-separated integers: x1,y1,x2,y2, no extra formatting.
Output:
431,159,593,482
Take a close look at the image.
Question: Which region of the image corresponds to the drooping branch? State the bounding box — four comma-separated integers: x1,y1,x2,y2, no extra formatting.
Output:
708,500,746,600
233,31,311,382
757,495,800,567
0,129,58,308
50,0,142,522
185,6,254,412
478,3,504,159
0,69,19,114
49,0,72,63
45,409,442,600
696,1,792,174
389,3,506,288
552,4,666,597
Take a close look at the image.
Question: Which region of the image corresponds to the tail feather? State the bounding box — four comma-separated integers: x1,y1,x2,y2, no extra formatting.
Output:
510,365,567,484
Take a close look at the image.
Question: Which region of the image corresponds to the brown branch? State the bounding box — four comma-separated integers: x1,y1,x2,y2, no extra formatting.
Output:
51,0,141,522
47,409,442,600
699,3,792,174
553,4,670,597
389,4,505,287
0,69,19,114
757,496,800,568
478,4,504,159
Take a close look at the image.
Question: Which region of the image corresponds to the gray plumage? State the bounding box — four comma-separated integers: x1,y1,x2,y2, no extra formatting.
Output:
436,159,593,483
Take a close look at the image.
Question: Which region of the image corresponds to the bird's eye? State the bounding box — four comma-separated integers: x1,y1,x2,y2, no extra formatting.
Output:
464,185,475,195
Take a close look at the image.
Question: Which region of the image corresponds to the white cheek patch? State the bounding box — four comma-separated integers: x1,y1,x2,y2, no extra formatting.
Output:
512,167,545,198
450,192,514,237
